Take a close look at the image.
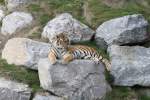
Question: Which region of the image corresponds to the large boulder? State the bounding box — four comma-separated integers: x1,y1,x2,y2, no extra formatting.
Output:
42,13,95,43
33,92,63,100
0,77,31,100
2,38,51,70
38,59,111,100
96,14,149,48
1,12,33,35
108,45,150,86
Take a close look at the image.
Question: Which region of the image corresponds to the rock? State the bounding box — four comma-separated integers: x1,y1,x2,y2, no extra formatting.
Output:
5,0,36,11
96,14,149,48
2,38,51,70
42,13,95,43
1,12,33,35
95,37,108,50
108,45,150,86
0,9,5,21
0,77,31,100
38,59,111,100
33,92,63,100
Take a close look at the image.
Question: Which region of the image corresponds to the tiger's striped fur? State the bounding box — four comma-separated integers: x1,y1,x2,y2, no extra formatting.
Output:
48,33,111,71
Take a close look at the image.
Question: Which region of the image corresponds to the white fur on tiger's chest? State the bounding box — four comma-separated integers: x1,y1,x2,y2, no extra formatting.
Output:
55,48,67,59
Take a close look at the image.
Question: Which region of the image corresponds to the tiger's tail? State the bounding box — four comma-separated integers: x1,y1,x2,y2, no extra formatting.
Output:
101,58,111,71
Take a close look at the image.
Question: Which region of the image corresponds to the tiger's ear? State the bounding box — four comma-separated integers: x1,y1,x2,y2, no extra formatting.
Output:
49,38,53,43
62,32,69,38
50,36,57,42
61,32,66,36
57,33,64,37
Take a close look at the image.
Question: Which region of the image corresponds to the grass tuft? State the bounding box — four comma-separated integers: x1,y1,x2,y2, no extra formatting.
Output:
39,14,52,26
87,0,150,28
0,0,4,4
105,86,137,100
28,32,41,39
28,4,42,12
0,59,41,92
138,95,150,100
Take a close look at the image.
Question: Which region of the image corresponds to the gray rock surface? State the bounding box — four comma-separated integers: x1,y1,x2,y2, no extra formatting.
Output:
96,14,149,48
2,38,51,70
38,59,111,100
108,45,150,86
42,13,95,43
33,92,63,100
0,77,31,100
1,12,33,35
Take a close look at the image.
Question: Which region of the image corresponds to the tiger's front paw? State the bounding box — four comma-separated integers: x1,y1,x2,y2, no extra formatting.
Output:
61,60,69,65
57,60,68,65
50,59,57,65
62,53,73,65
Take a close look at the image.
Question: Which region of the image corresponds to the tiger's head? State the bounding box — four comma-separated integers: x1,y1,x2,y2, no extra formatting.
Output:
50,33,70,49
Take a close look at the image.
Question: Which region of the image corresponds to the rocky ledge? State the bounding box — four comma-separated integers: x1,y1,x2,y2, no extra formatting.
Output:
0,78,31,100
38,59,111,100
108,45,150,86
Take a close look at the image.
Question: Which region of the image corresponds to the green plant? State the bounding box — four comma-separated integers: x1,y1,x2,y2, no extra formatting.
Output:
28,4,42,12
39,14,51,26
28,32,41,39
0,59,41,92
0,0,4,4
48,0,84,21
138,95,150,100
105,86,137,100
87,0,150,28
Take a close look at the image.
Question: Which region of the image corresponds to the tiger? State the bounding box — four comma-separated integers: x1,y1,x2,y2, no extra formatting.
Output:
48,33,111,71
